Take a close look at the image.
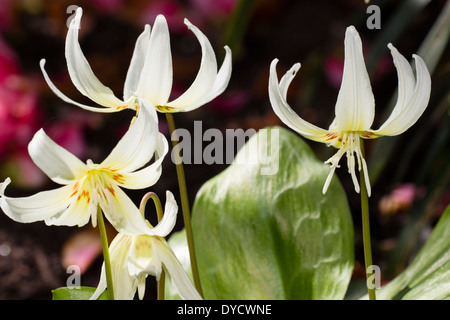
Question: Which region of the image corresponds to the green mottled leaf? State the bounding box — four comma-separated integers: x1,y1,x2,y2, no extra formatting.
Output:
191,126,354,300
52,286,110,300
374,205,450,300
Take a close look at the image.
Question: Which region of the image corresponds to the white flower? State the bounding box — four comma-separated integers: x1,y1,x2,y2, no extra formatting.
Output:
0,99,168,234
269,26,431,196
90,191,202,300
40,7,232,113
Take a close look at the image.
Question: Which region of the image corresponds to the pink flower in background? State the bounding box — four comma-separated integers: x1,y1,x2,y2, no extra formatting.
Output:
141,0,187,33
0,37,41,157
379,183,426,215
209,90,248,115
324,56,344,89
189,0,237,19
90,0,124,14
0,36,45,188
0,0,14,31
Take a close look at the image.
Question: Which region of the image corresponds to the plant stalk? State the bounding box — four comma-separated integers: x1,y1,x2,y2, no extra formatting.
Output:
165,113,203,297
97,206,114,300
140,192,166,300
359,139,376,300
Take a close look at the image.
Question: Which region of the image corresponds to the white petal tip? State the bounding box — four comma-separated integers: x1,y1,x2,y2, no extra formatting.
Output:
0,177,11,196
291,63,301,72
346,25,358,35
387,43,397,52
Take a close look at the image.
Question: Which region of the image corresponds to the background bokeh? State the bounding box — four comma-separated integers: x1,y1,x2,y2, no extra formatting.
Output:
0,0,448,299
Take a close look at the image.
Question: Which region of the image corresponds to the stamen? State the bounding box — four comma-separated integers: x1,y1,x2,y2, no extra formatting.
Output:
323,132,370,195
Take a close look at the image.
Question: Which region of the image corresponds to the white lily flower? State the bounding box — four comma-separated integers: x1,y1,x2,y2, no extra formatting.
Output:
269,26,431,196
40,7,232,113
90,191,202,300
0,99,169,234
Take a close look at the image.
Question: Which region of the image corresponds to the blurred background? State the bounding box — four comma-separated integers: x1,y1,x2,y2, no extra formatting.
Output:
0,0,448,299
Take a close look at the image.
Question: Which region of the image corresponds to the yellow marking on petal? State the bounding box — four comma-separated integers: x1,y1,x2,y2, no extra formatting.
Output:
324,132,339,141
70,181,80,198
106,185,116,197
360,131,377,139
156,105,175,112
112,173,125,184
77,190,91,203
134,235,152,251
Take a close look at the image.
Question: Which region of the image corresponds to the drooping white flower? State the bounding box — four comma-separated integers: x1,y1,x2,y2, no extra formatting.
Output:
0,99,168,234
269,26,431,196
90,191,202,300
40,7,232,113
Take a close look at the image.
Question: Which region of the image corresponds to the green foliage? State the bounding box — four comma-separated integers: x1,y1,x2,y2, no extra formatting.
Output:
373,205,450,300
191,126,354,299
52,287,110,300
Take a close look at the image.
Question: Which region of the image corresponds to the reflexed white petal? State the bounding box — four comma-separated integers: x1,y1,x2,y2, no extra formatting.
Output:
148,191,178,237
100,185,153,235
90,263,108,300
371,51,431,136
91,234,137,300
269,59,330,142
100,99,159,172
385,44,416,120
40,60,120,113
136,15,173,106
335,26,375,132
156,239,202,300
28,129,87,185
44,191,94,227
170,45,233,112
66,7,125,108
124,25,151,101
110,233,138,300
165,19,218,110
0,183,82,225
118,132,168,190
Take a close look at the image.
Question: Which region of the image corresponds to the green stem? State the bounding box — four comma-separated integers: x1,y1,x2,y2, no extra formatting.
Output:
359,140,376,300
97,206,114,300
139,192,165,300
165,113,203,298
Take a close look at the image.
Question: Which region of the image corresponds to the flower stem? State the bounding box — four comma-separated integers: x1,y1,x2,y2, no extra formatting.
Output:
140,192,165,300
97,206,114,300
165,113,203,298
359,139,376,300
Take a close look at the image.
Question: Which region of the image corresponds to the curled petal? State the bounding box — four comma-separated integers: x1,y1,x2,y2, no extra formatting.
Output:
335,26,375,132
40,60,121,113
156,239,202,300
28,129,87,185
100,185,153,235
148,191,178,238
136,15,173,106
0,181,91,226
118,132,168,190
165,19,221,111
65,7,125,109
371,48,431,136
268,59,330,142
100,98,159,172
124,25,151,101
